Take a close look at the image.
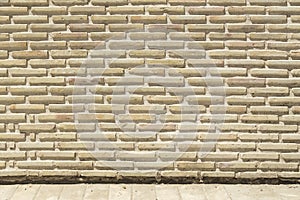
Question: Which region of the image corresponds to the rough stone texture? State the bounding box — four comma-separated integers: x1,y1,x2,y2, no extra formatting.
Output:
0,0,299,183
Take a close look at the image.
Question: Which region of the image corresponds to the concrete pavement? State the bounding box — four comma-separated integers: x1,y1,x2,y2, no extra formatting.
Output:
0,184,299,200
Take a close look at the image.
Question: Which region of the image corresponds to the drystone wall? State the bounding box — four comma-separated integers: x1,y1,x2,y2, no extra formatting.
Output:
0,0,299,183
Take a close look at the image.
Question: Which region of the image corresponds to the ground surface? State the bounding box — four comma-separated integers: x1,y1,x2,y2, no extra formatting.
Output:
0,184,299,200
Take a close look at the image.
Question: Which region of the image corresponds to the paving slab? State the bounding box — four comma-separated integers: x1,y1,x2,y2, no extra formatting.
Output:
84,184,109,200
34,185,63,200
10,184,40,200
0,184,299,200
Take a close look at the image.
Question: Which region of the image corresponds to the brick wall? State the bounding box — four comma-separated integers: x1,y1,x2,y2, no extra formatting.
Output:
0,0,299,183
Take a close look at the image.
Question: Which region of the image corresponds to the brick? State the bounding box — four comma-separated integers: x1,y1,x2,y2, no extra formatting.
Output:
250,69,288,78
219,162,257,171
169,0,204,5
0,134,25,142
249,87,289,96
217,143,256,152
209,0,245,6
28,96,64,104
248,50,288,60
12,51,48,59
169,32,205,41
109,6,144,14
19,123,56,133
250,33,287,41
169,15,205,24
259,162,298,171
228,6,265,14
177,162,215,171
258,124,298,133
18,142,54,150
146,77,184,87
92,0,127,5
0,7,27,15
147,6,184,14
0,151,25,160
267,79,300,87
13,32,48,41
0,96,25,104
188,6,225,15
9,86,47,95
249,0,287,6
16,161,54,169
250,15,287,24
32,7,67,15
187,24,224,32
31,24,66,32
250,106,288,115
37,151,75,160
53,15,88,24
0,78,25,85
52,0,88,6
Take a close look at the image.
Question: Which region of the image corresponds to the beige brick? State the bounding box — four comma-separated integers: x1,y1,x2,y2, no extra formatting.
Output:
217,123,257,132
0,134,25,142
31,24,66,32
12,51,48,59
250,15,287,24
130,0,166,4
28,77,65,86
52,0,88,6
92,15,127,24
259,162,298,171
227,96,265,106
13,32,48,41
0,51,7,59
0,151,25,160
249,87,289,96
69,6,105,15
37,151,75,160
250,33,287,41
32,6,67,15
147,6,184,14
53,15,88,24
0,42,27,51
16,161,54,169
0,7,27,15
19,123,56,133
219,162,257,171
177,162,215,171
269,97,300,106
258,124,298,133
18,142,54,150
250,106,288,115
188,6,225,15
78,151,115,161
11,0,48,6
209,0,245,5
217,143,256,152
9,86,47,95
280,115,300,124
228,6,265,14
226,41,264,49
210,105,247,114
0,96,25,104
249,0,286,5
169,15,205,24
109,6,144,14
240,133,277,142
28,96,64,104
91,0,127,6
0,33,9,41
128,105,165,114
